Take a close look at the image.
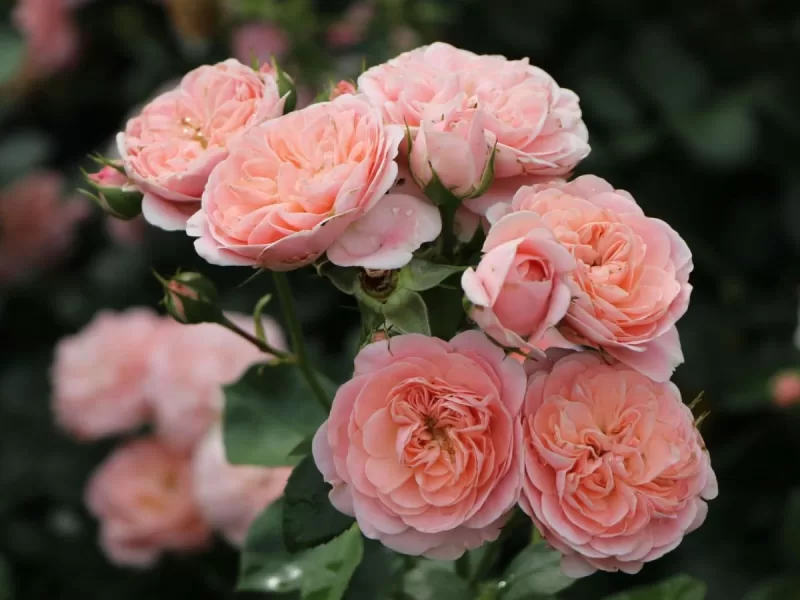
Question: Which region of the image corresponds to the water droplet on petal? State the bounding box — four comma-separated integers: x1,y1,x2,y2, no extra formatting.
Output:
405,209,414,216
391,207,400,215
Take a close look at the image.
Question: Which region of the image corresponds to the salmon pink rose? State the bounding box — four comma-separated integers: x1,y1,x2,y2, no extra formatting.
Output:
359,42,589,179
192,427,292,546
51,309,162,441
461,211,575,352
86,437,212,567
118,59,286,231
491,175,693,382
520,352,717,577
312,331,526,559
188,94,427,271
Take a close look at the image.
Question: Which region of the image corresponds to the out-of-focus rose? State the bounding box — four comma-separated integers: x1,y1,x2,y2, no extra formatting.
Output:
117,59,287,231
359,42,589,179
409,109,493,199
0,171,89,285
192,426,291,546
326,1,374,48
13,0,79,78
232,22,289,66
462,211,575,351
51,309,162,440
772,370,800,407
107,215,147,246
330,80,357,100
521,352,717,577
492,175,692,382
145,315,285,452
188,94,415,271
86,437,212,567
313,331,525,559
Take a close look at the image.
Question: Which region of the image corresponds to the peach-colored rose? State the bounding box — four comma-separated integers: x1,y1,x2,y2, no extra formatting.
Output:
462,211,575,351
520,352,717,577
145,315,285,452
0,171,89,285
51,308,162,440
313,331,525,559
86,437,212,567
117,59,286,231
359,42,589,179
232,22,290,66
192,426,291,546
187,94,428,271
772,370,800,407
13,0,79,77
491,175,692,382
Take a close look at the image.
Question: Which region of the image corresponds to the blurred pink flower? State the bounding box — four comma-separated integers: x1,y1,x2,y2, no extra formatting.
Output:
232,22,290,66
0,171,89,285
106,215,147,246
86,437,212,567
192,426,291,546
13,0,80,77
51,308,163,441
145,315,286,452
772,370,800,407
326,1,374,48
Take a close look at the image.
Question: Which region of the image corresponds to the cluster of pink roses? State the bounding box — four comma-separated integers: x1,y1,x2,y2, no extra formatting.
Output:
51,309,291,566
103,42,716,577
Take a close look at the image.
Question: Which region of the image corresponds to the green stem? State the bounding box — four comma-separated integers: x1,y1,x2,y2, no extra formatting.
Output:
469,544,500,587
220,315,294,362
455,553,471,581
272,272,332,411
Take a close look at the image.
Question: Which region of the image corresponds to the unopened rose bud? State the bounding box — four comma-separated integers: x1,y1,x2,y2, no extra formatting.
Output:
82,162,143,220
160,272,223,325
410,109,495,200
330,80,356,100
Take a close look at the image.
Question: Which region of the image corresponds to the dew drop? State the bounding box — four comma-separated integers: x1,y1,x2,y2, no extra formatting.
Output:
391,207,400,215
404,209,414,216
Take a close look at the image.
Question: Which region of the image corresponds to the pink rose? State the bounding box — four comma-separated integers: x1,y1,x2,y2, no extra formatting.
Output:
772,370,800,407
409,109,493,199
192,426,291,546
520,352,717,577
330,80,357,100
232,22,290,66
51,309,162,440
86,437,212,567
359,42,589,179
188,94,431,271
13,0,79,77
87,165,128,188
461,211,575,351
0,171,89,285
493,175,693,382
118,59,286,231
312,331,525,559
145,315,285,452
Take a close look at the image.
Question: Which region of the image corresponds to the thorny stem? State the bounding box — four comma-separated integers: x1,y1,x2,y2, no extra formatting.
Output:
220,315,295,362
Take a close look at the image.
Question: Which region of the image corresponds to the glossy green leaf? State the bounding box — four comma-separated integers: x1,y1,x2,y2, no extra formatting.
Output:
401,259,466,292
223,363,328,467
603,575,707,600
283,455,355,552
383,289,431,336
498,543,574,600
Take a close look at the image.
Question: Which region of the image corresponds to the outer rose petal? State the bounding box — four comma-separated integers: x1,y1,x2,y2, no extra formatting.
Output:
141,192,199,231
327,193,442,269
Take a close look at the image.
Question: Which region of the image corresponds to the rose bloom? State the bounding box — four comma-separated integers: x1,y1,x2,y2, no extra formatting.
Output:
232,22,290,66
51,309,162,440
188,94,436,271
13,0,79,77
118,59,287,231
462,211,575,352
145,315,285,452
86,437,212,567
192,426,291,546
771,370,800,407
491,175,693,382
359,42,589,180
521,352,717,577
313,331,525,559
0,171,88,285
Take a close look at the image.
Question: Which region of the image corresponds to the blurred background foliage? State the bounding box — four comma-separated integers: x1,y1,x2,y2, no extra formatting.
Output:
1,0,800,599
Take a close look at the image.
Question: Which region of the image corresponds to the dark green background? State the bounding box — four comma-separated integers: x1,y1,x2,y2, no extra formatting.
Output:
1,0,799,598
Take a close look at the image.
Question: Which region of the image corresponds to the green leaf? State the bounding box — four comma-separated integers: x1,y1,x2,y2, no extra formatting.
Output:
674,100,758,167
0,28,25,86
274,60,298,114
404,562,472,600
343,540,394,600
383,289,431,336
316,261,360,295
603,575,707,600
401,259,466,292
223,363,328,467
303,525,364,600
283,455,356,552
743,577,800,600
498,544,574,600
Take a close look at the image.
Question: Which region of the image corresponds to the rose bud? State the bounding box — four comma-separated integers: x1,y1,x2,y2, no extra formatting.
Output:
410,109,495,200
81,163,143,220
159,271,223,325
329,80,356,100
